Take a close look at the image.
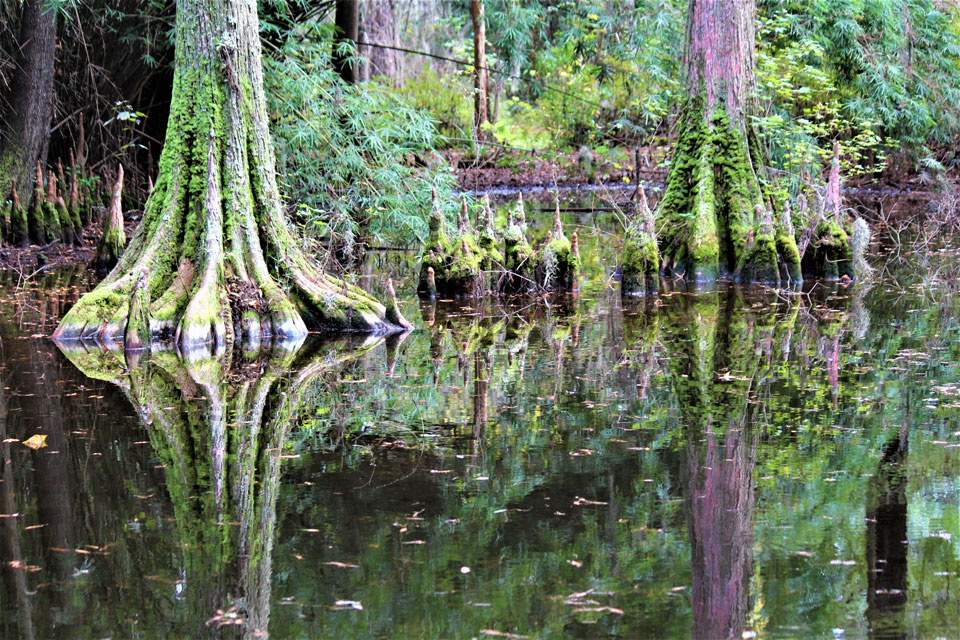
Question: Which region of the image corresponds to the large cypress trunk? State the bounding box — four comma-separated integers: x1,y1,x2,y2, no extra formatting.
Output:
0,0,56,200
658,0,801,285
54,0,408,352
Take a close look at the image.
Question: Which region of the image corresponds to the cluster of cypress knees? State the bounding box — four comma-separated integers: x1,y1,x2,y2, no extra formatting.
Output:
421,177,858,300
2,156,127,271
418,189,582,299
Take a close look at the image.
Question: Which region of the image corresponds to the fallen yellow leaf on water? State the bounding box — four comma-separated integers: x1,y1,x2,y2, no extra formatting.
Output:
22,435,47,450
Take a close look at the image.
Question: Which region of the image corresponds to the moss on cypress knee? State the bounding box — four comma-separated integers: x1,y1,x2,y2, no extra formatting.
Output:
622,184,660,296
7,181,28,247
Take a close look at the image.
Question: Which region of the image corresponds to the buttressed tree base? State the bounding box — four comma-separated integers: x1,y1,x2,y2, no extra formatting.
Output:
658,0,810,285
53,0,408,352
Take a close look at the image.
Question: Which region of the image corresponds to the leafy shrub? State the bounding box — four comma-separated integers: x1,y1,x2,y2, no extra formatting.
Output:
393,65,474,145
752,16,886,190
758,0,960,160
265,24,460,248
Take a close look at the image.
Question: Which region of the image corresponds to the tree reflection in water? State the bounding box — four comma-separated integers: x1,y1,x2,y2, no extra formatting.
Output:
661,289,799,640
56,334,387,638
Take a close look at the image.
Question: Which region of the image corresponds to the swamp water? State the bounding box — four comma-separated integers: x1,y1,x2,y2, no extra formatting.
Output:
1,194,959,639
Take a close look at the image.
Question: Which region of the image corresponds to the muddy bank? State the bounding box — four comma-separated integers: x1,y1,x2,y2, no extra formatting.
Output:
449,145,938,212
0,217,137,273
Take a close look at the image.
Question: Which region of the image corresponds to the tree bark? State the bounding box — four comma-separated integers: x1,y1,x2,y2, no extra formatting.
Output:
471,0,490,142
360,0,399,84
0,0,56,200
658,0,802,285
334,0,360,84
54,0,408,353
95,164,126,271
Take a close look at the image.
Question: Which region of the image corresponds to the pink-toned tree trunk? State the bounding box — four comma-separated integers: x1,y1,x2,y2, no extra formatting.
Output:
650,0,802,287
684,0,757,127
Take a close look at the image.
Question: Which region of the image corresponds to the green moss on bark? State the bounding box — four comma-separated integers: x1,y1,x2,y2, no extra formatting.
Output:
124,271,152,350
6,182,28,246
658,99,785,285
805,220,852,281
56,0,407,349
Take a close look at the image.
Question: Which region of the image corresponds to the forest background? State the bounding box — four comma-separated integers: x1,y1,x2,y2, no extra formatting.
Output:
2,0,959,257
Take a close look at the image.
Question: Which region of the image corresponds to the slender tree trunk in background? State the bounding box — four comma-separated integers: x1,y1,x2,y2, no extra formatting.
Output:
471,0,490,142
54,0,407,352
360,0,399,84
334,0,360,84
0,0,56,200
657,0,801,285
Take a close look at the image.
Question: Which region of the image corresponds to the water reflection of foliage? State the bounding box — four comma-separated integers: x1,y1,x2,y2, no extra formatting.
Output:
266,282,960,637
8,266,960,637
56,336,385,638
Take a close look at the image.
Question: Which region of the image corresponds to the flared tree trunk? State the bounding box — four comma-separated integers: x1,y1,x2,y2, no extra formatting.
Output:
0,0,56,200
658,0,800,284
54,0,407,351
471,0,490,142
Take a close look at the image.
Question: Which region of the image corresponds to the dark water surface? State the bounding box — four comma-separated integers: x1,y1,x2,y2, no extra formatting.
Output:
2,198,960,639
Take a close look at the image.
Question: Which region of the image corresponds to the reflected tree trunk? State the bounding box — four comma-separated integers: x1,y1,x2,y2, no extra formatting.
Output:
865,413,909,638
57,335,384,637
686,426,757,640
662,289,799,639
472,350,490,456
0,386,36,640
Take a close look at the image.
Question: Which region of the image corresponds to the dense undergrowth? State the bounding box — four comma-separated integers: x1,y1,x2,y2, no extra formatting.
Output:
266,23,461,251
399,0,960,189
5,0,960,257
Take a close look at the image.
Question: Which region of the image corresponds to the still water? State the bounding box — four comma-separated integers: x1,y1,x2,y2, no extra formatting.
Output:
1,197,959,639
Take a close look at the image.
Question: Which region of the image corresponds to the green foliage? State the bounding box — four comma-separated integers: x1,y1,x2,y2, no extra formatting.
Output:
264,24,460,247
513,0,685,148
753,17,886,184
392,65,473,144
398,0,684,150
758,0,960,160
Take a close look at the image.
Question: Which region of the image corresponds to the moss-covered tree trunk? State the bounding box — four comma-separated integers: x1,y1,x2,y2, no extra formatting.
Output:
0,0,56,201
658,0,801,285
54,0,407,351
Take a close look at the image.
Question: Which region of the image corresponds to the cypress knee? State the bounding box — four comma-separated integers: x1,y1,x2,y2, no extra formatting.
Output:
95,164,126,272
622,184,660,296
